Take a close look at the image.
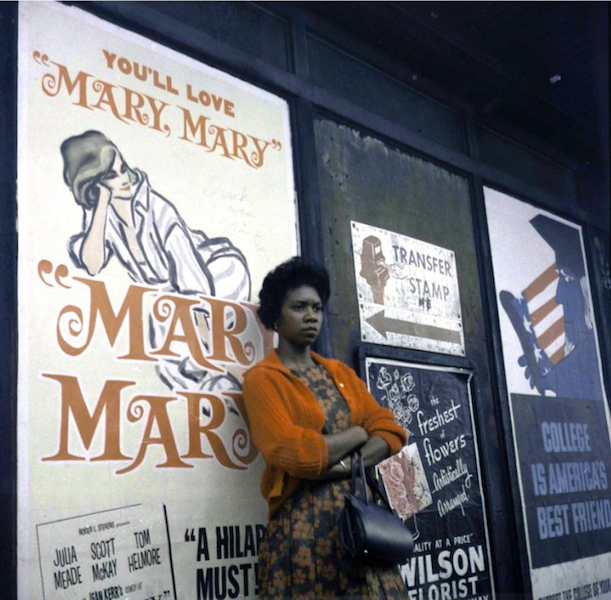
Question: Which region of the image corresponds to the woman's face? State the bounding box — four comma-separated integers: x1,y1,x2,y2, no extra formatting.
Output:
100,153,132,202
276,285,323,348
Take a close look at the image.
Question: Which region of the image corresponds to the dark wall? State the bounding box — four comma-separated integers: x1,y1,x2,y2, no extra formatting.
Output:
313,116,521,592
0,3,18,599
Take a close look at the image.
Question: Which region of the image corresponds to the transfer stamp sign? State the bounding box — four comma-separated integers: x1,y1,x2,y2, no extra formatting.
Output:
485,188,611,600
18,2,297,598
366,358,495,600
351,221,465,356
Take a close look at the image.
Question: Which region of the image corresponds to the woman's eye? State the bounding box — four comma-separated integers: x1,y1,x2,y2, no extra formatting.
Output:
120,164,126,174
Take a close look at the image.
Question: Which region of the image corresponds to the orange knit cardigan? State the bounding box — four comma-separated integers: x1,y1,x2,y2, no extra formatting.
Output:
242,350,407,517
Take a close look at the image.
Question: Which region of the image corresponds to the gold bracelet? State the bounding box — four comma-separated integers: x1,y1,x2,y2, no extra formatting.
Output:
339,459,348,474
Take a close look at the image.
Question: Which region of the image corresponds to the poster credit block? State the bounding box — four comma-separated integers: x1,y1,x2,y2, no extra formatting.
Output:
37,504,173,599
352,221,465,356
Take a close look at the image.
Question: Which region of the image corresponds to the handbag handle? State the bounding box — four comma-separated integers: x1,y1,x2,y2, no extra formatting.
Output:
350,451,370,503
350,451,393,510
365,468,393,510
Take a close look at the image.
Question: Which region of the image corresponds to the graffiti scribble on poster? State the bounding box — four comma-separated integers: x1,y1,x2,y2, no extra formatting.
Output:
499,215,603,400
62,130,252,394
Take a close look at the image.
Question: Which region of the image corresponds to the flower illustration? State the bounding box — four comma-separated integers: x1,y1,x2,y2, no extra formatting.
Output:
388,383,401,405
294,545,312,568
400,372,415,394
396,496,411,515
389,461,404,483
377,367,392,390
293,568,307,586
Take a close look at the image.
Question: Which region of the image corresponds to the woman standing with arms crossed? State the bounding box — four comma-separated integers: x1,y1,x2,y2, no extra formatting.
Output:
243,257,409,599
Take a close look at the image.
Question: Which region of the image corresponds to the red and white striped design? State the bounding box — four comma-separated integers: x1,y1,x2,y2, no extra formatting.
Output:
523,263,566,365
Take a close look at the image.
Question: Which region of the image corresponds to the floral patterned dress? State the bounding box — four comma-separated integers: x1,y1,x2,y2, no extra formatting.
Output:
257,364,409,599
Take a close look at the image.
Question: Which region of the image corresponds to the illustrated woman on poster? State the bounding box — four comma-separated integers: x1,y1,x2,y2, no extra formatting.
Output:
61,130,251,393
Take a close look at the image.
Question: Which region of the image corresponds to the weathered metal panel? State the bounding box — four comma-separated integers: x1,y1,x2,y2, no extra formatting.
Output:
478,126,577,204
313,117,482,365
308,36,466,153
141,1,290,71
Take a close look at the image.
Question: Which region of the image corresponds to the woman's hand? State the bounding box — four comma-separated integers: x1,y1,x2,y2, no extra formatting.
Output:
360,435,390,468
323,425,368,466
317,459,351,482
316,435,390,482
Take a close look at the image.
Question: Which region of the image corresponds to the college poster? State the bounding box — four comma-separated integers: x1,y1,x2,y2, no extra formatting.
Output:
485,188,611,600
17,3,297,598
366,358,495,600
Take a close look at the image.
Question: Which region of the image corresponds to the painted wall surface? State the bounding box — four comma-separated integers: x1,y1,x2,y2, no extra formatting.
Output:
17,3,297,598
485,187,611,600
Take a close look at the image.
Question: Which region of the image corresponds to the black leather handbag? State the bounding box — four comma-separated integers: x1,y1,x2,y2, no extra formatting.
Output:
338,450,414,565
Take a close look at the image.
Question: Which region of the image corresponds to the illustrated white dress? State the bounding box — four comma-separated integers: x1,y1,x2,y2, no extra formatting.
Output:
70,170,251,393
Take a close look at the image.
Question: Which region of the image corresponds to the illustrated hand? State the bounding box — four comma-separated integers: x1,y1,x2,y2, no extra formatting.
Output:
96,183,112,206
500,289,551,396
517,353,557,396
517,354,538,389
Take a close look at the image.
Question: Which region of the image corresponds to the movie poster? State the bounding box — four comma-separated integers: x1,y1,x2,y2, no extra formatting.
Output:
17,2,297,598
365,358,495,600
485,188,611,600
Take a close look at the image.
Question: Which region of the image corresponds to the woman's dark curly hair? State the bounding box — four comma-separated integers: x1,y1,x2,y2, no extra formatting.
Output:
258,257,330,331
